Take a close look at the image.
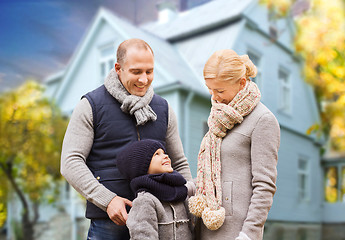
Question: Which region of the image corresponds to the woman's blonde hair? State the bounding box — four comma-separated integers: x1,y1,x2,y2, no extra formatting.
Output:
203,49,257,83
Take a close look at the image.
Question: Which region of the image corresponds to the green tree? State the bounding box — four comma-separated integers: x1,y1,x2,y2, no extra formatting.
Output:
260,0,345,151
0,81,68,240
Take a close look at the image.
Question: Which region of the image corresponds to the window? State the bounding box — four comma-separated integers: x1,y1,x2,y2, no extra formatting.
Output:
325,166,338,203
247,50,262,90
99,44,116,82
274,227,284,240
100,58,115,81
297,228,308,240
342,167,345,202
278,68,291,113
298,158,309,201
324,165,345,203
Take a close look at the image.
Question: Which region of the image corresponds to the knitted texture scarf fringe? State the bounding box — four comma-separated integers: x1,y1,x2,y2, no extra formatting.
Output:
104,68,157,125
130,171,188,202
189,80,261,230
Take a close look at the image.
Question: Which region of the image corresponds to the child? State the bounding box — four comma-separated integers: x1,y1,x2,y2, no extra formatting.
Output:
117,139,193,240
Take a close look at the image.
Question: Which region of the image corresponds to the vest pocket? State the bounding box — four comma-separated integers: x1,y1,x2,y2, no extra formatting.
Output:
93,168,134,201
222,181,233,216
93,168,126,181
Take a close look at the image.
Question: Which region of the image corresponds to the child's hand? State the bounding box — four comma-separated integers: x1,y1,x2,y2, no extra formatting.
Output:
185,181,196,197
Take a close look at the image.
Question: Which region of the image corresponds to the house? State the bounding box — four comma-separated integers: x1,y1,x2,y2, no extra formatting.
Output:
8,0,344,239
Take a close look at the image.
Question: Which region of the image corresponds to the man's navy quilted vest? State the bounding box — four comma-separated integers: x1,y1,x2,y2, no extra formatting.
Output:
83,85,168,219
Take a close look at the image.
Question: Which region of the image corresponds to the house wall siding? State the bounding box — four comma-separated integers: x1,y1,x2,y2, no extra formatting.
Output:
183,93,211,177
269,128,322,222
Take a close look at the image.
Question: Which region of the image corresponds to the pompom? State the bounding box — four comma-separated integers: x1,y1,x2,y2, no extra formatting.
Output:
201,207,225,230
188,195,207,217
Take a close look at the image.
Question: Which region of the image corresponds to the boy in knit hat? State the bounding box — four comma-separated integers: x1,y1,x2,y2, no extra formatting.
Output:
117,139,194,240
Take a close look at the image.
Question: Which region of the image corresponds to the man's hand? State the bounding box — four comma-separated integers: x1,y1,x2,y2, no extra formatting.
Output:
106,196,132,225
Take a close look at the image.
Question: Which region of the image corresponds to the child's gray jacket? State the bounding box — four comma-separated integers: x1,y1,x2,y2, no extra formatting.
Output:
127,191,192,240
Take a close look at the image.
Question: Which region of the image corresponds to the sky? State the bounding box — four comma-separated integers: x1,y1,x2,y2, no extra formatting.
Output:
0,0,163,92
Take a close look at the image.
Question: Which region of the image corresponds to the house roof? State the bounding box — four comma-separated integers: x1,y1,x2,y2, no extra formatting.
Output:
142,0,253,40
102,8,207,94
51,7,211,103
45,69,65,84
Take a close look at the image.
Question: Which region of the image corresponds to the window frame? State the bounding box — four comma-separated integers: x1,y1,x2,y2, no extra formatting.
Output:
98,42,117,83
278,67,292,114
323,163,345,203
298,157,310,202
341,165,345,202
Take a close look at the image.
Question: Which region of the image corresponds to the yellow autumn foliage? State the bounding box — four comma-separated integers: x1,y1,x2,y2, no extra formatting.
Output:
261,0,345,151
0,189,6,228
0,80,68,227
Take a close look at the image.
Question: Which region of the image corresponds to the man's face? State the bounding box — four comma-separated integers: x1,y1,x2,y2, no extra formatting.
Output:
115,47,154,96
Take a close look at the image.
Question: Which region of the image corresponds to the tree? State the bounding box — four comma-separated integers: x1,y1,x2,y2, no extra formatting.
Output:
0,81,68,240
260,0,345,151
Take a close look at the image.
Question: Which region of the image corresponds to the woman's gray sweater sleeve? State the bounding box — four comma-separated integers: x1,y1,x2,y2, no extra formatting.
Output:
60,98,116,211
166,105,192,181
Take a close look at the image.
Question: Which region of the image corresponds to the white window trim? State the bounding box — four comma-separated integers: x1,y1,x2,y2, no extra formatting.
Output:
98,42,117,83
278,67,292,114
298,157,310,202
99,56,115,80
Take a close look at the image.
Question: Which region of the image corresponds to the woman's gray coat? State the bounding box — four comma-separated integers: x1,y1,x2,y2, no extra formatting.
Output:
200,102,280,240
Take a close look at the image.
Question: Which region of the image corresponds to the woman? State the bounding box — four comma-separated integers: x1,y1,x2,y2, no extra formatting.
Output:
189,49,280,240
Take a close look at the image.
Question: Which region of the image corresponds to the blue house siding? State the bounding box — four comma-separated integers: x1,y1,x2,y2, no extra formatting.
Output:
158,87,211,177
181,93,211,177
236,25,319,135
269,127,322,222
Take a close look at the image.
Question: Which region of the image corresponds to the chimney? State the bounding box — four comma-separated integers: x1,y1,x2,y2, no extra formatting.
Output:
156,1,177,24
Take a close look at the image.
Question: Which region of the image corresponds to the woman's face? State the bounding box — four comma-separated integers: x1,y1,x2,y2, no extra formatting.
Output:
205,78,246,105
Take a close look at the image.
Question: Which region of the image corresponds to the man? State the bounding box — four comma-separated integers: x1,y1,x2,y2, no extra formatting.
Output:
61,38,193,239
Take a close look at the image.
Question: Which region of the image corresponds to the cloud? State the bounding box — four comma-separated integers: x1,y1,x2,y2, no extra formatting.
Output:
0,0,161,91
0,72,5,83
0,54,65,84
0,71,24,92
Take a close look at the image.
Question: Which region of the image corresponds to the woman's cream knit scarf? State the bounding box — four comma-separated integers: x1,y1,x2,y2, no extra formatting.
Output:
189,80,261,230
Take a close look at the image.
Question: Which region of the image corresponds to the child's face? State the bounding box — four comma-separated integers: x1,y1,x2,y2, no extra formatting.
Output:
147,148,174,174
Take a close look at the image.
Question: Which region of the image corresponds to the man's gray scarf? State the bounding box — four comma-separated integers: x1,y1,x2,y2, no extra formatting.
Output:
104,69,157,125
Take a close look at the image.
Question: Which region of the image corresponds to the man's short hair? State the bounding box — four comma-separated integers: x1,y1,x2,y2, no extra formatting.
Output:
116,38,154,65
